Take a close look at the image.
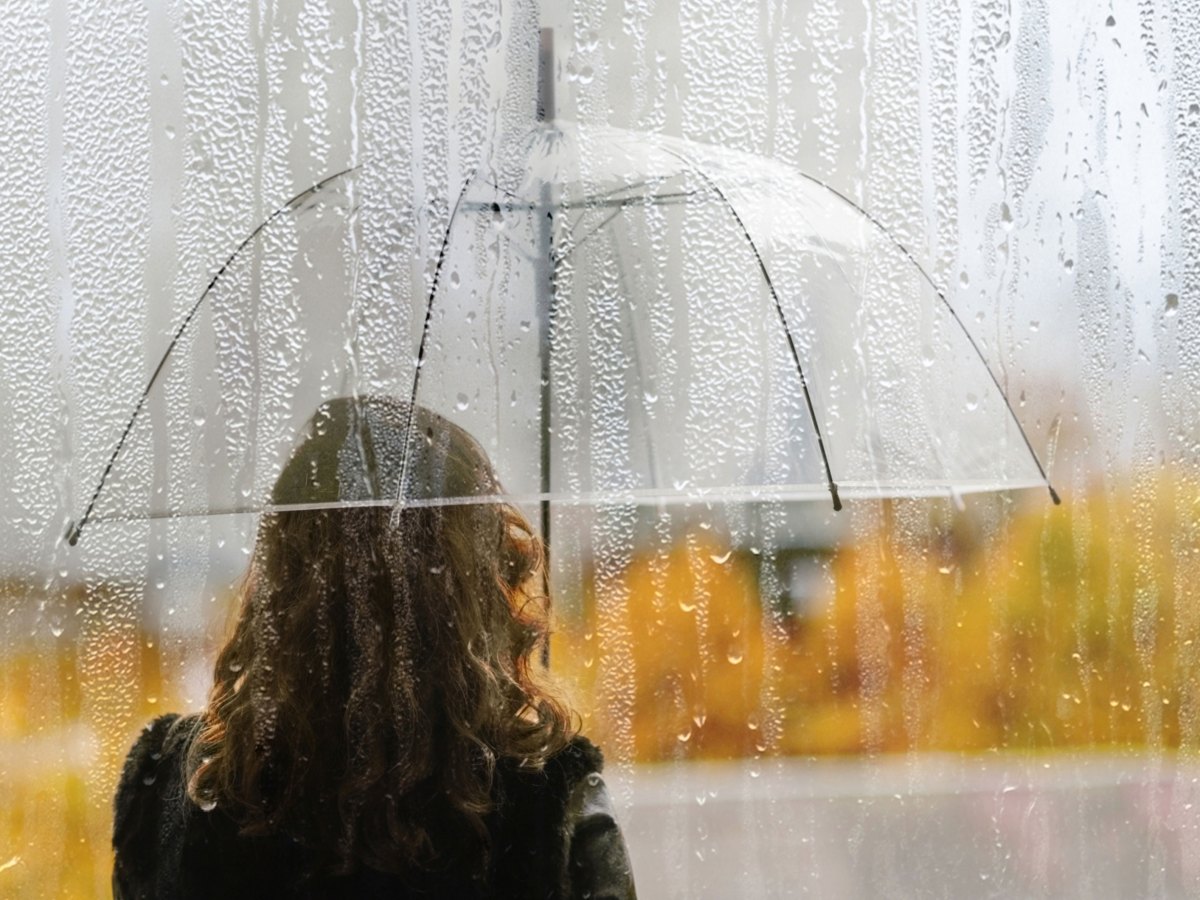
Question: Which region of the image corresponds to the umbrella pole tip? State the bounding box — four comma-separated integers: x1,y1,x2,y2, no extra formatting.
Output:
1048,484,1062,506
65,520,82,546
830,484,843,512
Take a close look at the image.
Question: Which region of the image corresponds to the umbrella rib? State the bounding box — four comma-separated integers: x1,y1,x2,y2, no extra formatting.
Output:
394,169,478,515
791,171,1061,505
660,150,843,512
65,166,360,546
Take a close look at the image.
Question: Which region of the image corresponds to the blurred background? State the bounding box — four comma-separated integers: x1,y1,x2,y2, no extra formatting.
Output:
2,0,1198,896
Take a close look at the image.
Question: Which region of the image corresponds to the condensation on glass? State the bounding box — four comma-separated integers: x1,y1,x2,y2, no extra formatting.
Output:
0,1,1196,898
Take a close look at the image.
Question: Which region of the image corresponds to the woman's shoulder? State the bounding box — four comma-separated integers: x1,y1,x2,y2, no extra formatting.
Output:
118,712,197,771
546,733,605,782
115,720,198,816
114,720,196,825
113,714,214,898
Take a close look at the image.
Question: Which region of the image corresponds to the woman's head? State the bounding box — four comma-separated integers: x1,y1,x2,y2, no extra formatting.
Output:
187,396,573,872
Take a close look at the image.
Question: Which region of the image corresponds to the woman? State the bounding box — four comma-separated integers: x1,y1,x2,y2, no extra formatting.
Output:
112,396,636,899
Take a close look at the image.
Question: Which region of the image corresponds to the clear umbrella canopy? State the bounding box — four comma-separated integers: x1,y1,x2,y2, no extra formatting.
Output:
67,121,1054,541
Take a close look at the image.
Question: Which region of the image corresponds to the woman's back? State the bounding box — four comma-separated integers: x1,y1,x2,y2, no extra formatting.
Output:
113,714,629,899
111,399,636,898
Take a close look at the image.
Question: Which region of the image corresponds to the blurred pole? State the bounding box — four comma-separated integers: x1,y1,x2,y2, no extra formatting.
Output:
536,27,555,665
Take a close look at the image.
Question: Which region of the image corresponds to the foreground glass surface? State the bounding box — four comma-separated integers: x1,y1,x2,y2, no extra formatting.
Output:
2,1,1197,897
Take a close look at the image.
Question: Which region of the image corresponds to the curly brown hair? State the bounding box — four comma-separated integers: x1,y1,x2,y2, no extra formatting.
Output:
185,398,574,875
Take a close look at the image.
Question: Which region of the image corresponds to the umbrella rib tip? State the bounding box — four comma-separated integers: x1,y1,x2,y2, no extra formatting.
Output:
830,483,843,512
65,520,82,546
1048,484,1062,506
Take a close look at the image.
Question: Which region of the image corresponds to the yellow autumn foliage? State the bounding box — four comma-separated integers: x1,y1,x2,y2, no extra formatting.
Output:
555,473,1200,761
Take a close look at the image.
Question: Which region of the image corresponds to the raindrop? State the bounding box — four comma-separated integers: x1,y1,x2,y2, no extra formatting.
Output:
519,320,531,332
1029,320,1040,332
709,549,732,565
165,125,176,140
142,773,156,786
455,393,470,411
965,394,979,412
449,271,460,289
959,272,970,288
727,649,744,665
1165,293,1179,316
198,797,217,813
1105,14,1116,25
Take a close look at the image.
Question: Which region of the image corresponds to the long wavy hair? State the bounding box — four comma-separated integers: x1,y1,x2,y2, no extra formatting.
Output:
185,397,574,874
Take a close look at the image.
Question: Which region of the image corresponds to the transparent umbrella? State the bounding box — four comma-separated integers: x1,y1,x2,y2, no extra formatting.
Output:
65,118,1057,545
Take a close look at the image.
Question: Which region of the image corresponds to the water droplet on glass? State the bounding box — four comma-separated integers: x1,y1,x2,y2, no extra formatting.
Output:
965,394,979,412
455,393,469,411
449,271,460,289
1165,293,1179,316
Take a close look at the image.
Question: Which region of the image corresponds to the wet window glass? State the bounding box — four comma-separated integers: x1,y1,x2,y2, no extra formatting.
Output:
1,2,1195,897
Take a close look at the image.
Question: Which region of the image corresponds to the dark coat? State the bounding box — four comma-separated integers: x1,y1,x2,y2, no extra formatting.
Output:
112,714,636,900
